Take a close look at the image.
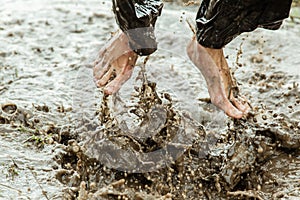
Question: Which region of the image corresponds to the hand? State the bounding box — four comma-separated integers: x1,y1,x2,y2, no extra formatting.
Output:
94,31,138,95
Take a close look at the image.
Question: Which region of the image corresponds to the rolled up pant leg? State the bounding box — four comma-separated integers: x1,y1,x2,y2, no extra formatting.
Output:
112,0,163,56
196,0,293,49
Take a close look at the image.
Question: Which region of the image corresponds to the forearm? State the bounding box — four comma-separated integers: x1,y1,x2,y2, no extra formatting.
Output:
112,0,163,56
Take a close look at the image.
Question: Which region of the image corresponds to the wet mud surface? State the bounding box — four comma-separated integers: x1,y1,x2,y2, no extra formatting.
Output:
1,0,300,199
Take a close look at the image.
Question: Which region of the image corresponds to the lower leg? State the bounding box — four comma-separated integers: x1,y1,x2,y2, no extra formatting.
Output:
205,48,250,113
187,37,246,119
205,48,233,96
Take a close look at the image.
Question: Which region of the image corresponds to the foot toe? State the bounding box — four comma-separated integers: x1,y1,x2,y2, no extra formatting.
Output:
230,96,251,114
212,97,244,119
225,106,244,119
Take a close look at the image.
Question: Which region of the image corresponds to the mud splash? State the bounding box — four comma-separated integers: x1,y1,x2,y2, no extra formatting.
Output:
56,60,300,199
0,0,300,199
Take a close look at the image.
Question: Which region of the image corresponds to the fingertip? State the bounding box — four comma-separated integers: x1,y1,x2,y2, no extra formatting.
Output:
97,80,107,87
103,89,112,95
103,86,116,95
92,77,98,84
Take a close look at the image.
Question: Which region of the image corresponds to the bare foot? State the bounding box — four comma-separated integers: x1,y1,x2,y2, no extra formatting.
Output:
205,48,251,114
94,31,138,95
187,37,248,119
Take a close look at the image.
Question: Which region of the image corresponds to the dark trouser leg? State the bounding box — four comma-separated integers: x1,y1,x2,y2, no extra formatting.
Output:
112,0,163,56
195,0,292,49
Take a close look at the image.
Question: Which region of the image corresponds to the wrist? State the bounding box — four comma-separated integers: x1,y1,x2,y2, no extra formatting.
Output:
124,27,158,56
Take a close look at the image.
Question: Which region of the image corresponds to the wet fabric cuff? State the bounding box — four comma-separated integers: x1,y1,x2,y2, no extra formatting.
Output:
125,27,158,56
112,0,163,56
195,0,292,49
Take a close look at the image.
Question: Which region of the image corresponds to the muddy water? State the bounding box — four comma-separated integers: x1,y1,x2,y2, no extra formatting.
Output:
0,0,300,199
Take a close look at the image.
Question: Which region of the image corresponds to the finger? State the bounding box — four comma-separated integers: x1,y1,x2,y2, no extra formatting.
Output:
94,45,120,80
93,61,110,80
95,48,129,77
96,59,119,86
94,31,135,72
96,67,115,87
115,52,137,74
94,50,136,83
97,45,107,59
103,65,134,95
111,52,137,75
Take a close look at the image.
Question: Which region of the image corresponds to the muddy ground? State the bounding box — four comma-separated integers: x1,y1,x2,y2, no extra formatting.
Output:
0,0,300,199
